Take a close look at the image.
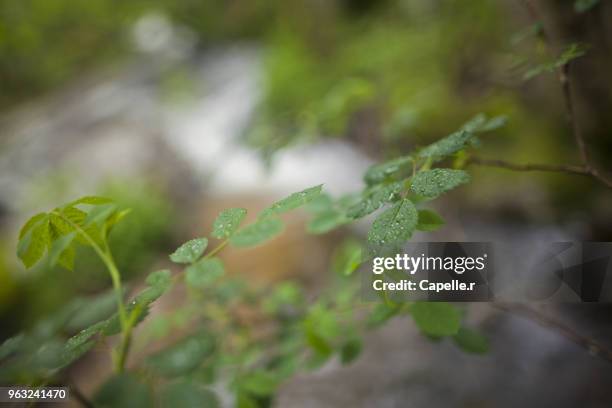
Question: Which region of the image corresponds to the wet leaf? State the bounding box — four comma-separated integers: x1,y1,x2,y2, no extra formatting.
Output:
367,199,417,252
260,185,323,217
170,238,208,264
411,169,470,198
212,208,247,238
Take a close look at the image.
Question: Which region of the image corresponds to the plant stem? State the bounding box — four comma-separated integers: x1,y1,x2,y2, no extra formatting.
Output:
205,239,229,259
52,212,130,372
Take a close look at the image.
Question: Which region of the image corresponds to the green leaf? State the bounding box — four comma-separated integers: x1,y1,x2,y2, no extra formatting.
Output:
94,373,153,408
411,302,461,337
367,303,401,328
65,321,107,351
411,169,470,198
0,334,25,360
83,203,117,227
347,181,403,219
453,327,489,354
364,156,412,185
170,238,208,264
103,270,172,336
418,130,476,161
147,331,215,377
186,258,225,288
340,338,362,364
146,269,172,287
461,114,507,133
524,43,587,80
307,209,346,234
70,196,114,206
260,185,323,217
304,326,333,359
46,231,77,270
17,215,50,268
367,199,417,251
416,209,445,232
575,0,599,13
333,240,363,276
230,217,284,248
160,381,219,408
66,290,121,331
19,213,47,240
212,208,247,238
239,371,280,397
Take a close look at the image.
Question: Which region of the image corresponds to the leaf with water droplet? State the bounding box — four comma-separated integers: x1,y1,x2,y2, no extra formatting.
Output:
211,208,247,239
364,156,412,185
347,181,403,219
260,185,323,218
170,238,208,264
367,199,417,253
411,168,470,198
418,130,476,161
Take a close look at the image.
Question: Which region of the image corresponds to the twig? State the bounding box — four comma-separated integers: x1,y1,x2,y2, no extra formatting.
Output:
468,157,612,188
478,1,612,189
492,303,612,363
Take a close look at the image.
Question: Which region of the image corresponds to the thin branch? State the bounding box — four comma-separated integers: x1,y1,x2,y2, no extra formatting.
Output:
468,157,612,188
492,303,612,363
468,157,588,175
512,0,612,188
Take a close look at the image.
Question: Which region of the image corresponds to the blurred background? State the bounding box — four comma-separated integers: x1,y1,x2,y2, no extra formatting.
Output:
1,0,612,406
